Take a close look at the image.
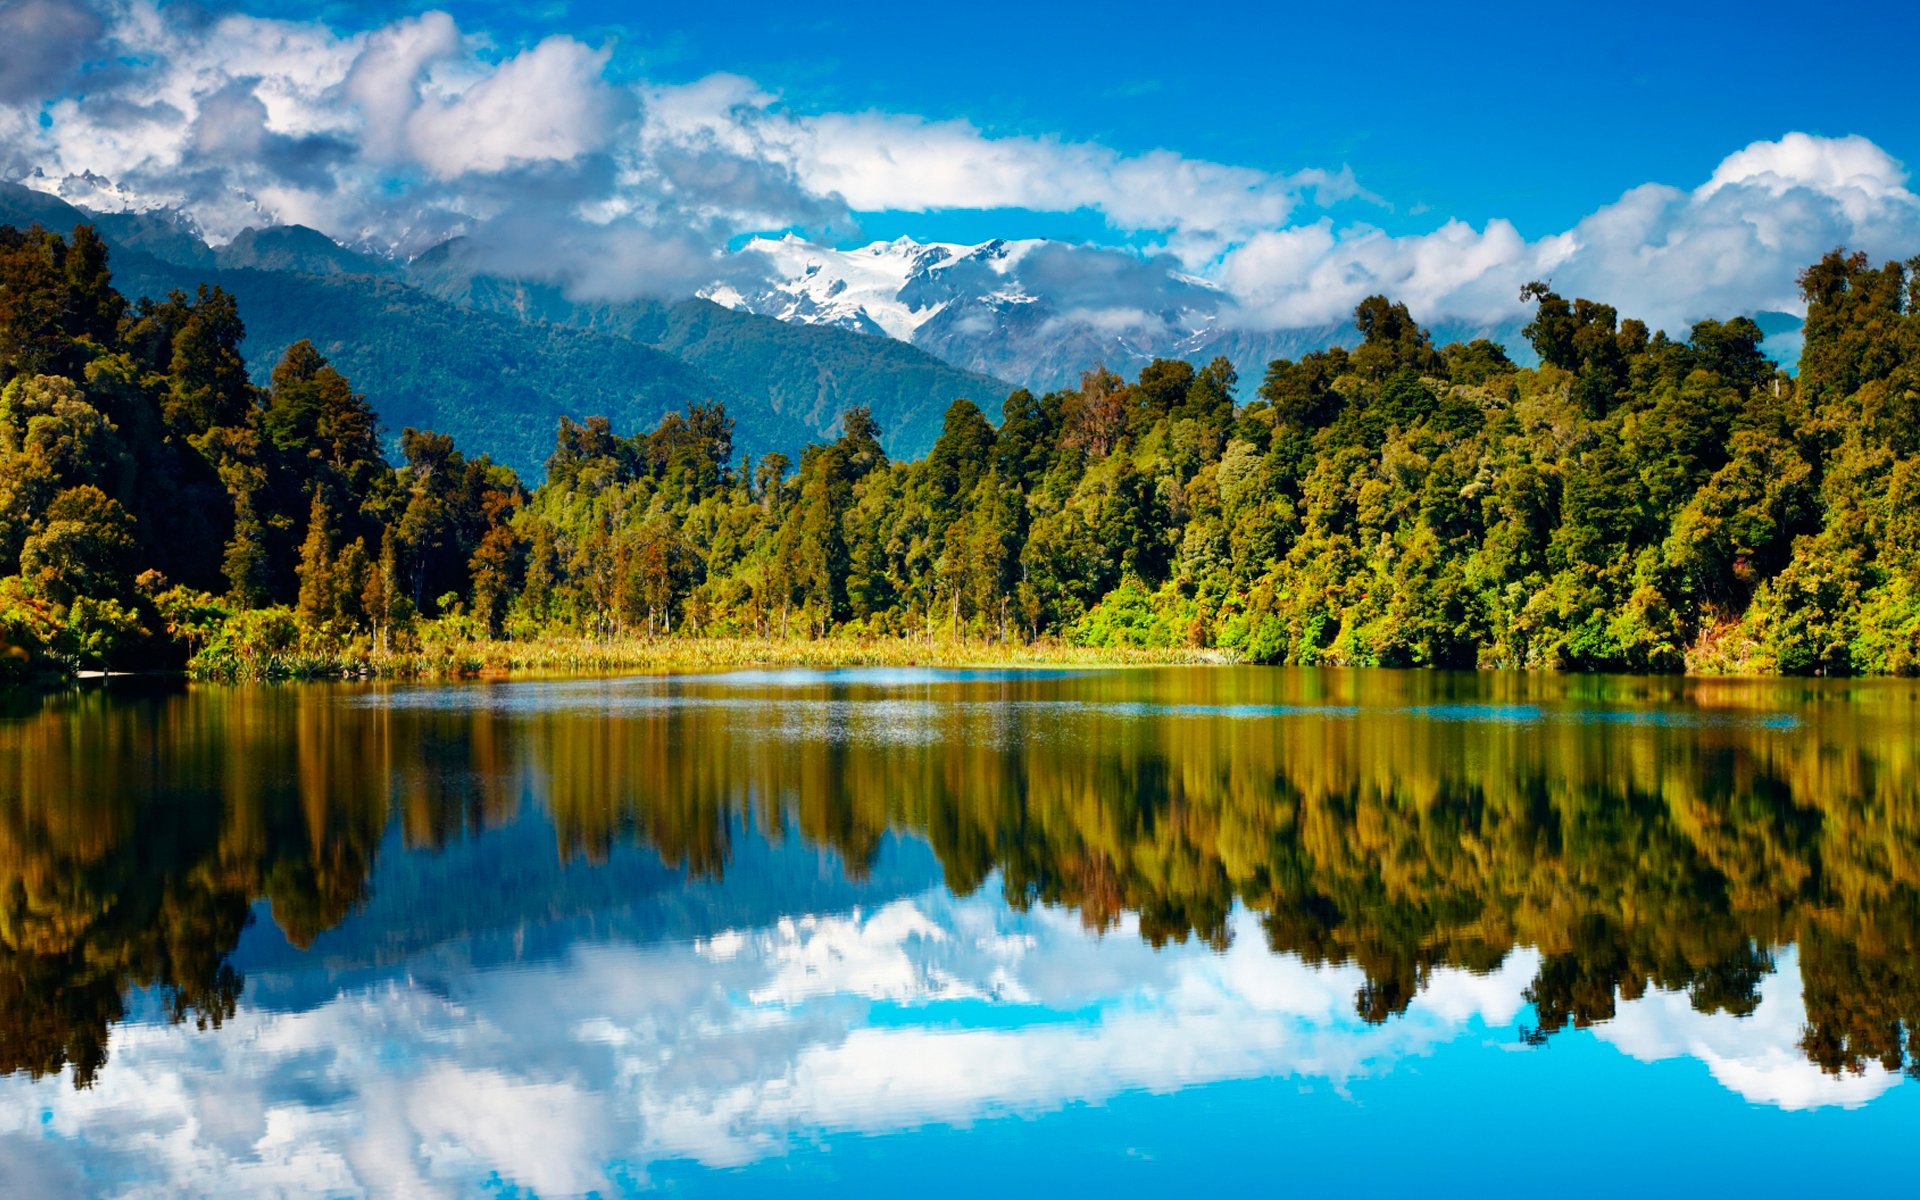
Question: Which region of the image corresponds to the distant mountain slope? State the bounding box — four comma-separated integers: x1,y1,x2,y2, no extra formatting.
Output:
0,179,214,267
219,270,807,477
215,224,400,278
0,184,1006,473
407,242,1012,459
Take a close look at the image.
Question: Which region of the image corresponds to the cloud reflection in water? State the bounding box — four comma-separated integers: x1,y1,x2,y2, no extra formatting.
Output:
0,889,1888,1199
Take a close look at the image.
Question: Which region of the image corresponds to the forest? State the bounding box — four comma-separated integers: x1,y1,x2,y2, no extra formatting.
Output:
2,219,1918,682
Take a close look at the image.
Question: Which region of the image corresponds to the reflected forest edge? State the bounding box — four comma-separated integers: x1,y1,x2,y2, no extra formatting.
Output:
7,672,1920,1091
4,221,1920,683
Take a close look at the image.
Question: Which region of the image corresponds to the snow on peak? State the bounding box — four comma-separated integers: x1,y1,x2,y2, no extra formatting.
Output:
707,234,1045,340
24,168,201,229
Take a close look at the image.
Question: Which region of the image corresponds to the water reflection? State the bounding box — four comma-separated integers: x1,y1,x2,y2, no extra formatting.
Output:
1,668,1919,1192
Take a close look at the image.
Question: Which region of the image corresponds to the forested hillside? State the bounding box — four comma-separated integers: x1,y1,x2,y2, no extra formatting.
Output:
0,186,1009,473
142,263,810,477
406,240,1011,459
1,218,1916,681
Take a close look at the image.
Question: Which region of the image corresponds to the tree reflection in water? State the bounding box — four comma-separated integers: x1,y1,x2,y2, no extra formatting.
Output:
2,668,1918,1088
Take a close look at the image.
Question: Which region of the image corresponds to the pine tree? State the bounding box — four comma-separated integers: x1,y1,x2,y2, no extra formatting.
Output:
362,529,401,653
223,493,271,608
332,538,372,630
295,493,338,630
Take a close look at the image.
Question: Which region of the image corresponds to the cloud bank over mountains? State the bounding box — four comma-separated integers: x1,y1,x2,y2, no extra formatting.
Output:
7,0,1920,340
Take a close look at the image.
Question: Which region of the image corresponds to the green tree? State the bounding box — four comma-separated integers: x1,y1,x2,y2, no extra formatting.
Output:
21,485,137,604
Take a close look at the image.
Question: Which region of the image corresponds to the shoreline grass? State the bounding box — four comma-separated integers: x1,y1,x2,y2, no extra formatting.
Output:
187,634,1235,682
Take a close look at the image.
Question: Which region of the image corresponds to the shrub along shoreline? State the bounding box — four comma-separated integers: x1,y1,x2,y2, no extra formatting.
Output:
184,628,1229,682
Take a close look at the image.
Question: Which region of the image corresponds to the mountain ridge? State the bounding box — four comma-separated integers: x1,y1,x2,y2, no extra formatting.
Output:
404,238,1009,458
0,183,1011,475
708,233,1534,391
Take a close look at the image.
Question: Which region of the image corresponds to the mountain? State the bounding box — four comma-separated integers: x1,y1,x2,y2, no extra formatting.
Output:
0,184,795,476
215,224,400,278
1,173,214,267
707,234,1199,389
711,234,1535,391
184,268,808,478
406,240,1010,459
0,183,1009,475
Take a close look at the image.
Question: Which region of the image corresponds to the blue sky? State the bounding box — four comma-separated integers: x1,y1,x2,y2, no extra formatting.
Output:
214,0,1920,243
3,0,1918,332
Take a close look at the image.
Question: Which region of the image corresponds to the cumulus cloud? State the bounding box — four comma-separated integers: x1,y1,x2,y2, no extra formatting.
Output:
5,6,686,276
1217,133,1920,333
404,36,624,180
3,5,1915,335
0,3,1375,302
636,84,1360,261
1702,132,1912,214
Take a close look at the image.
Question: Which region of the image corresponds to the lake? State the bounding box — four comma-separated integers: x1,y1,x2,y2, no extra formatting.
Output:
2,666,1917,1197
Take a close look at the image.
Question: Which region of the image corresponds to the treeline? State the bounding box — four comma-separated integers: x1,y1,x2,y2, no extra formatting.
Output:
2,220,1918,679
0,221,522,681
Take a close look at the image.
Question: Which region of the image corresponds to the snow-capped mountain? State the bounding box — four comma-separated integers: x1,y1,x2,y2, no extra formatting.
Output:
708,233,1537,394
25,167,184,218
708,234,1263,392
705,234,1044,341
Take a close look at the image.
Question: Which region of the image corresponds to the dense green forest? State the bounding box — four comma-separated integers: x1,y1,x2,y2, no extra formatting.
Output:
1,219,1917,681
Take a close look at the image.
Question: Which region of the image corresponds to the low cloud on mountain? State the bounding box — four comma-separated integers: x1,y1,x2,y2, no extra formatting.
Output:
5,3,1919,338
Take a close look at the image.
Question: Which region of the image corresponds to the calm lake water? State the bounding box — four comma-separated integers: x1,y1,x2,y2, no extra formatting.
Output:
2,666,1918,1197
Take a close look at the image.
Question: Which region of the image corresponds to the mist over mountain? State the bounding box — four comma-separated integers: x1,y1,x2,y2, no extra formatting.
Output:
0,183,1008,475
707,233,1534,391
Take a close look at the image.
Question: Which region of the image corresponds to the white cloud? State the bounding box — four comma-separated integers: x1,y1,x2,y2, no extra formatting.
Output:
340,12,464,163
1218,216,1548,328
1216,133,1920,333
1,4,1367,293
3,5,1915,336
670,105,1348,261
1701,132,1911,215
404,36,621,180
